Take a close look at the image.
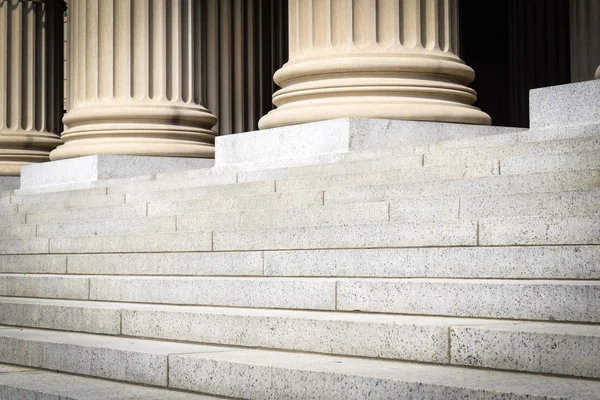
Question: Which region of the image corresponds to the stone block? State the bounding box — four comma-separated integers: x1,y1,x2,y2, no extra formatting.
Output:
460,189,600,219
0,328,228,387
0,177,19,191
529,79,600,129
89,277,336,310
0,255,66,274
0,214,25,225
107,170,236,195
0,224,36,239
501,150,600,175
16,193,125,214
20,155,215,189
337,279,600,322
479,216,600,245
389,197,459,221
450,323,600,379
26,203,147,224
0,275,88,299
0,238,48,254
12,187,108,205
66,252,263,276
213,220,477,251
50,232,212,254
37,216,176,237
169,348,600,399
0,298,121,334
263,246,600,279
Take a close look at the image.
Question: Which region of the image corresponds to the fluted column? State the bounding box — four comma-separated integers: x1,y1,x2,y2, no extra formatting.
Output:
0,0,64,176
259,0,490,129
596,66,600,79
51,0,217,161
570,0,600,82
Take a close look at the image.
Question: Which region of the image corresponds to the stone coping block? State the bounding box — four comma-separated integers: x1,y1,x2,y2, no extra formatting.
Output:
529,79,600,129
215,118,522,166
20,155,215,189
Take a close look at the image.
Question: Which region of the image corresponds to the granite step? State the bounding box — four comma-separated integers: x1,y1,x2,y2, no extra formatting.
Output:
0,223,36,239
0,363,218,400
325,169,600,204
59,246,600,279
24,203,147,224
36,216,177,237
11,187,108,205
16,193,126,214
3,274,597,322
501,150,600,175
1,297,599,379
0,327,598,399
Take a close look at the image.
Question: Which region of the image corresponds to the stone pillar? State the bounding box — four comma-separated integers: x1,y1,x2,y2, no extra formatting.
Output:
0,0,64,176
259,0,490,130
570,0,600,82
51,0,217,161
596,66,600,79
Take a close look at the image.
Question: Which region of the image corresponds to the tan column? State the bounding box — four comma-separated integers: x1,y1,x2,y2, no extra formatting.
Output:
570,0,600,82
596,66,600,79
0,0,64,176
259,0,490,130
51,0,217,161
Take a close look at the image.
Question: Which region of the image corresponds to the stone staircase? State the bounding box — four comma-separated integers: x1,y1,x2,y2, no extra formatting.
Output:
0,83,599,399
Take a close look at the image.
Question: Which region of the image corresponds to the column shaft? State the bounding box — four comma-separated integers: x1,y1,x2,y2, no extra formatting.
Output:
259,0,490,130
570,0,600,82
51,0,217,161
0,0,64,176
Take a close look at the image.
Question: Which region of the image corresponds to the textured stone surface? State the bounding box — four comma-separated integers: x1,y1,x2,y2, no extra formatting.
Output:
390,197,459,221
451,323,600,378
460,189,600,218
479,216,600,245
149,190,324,216
90,277,336,309
337,279,600,322
325,169,600,205
529,79,600,129
25,203,147,224
0,238,48,254
122,306,460,363
0,365,215,399
0,255,66,274
16,193,126,214
49,232,212,253
67,252,263,276
214,220,477,251
0,328,229,387
263,246,600,279
0,298,121,334
37,216,176,237
169,348,600,399
0,275,88,300
0,214,25,225
0,224,36,239
13,187,107,204
124,180,275,203
501,150,600,175
276,160,499,193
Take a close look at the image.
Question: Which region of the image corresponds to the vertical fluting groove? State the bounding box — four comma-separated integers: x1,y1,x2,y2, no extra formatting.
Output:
0,2,6,129
113,0,129,99
47,1,56,129
419,0,427,49
246,0,256,130
206,0,219,132
353,0,376,47
376,0,399,48
24,2,33,130
35,2,44,131
233,0,244,132
289,0,298,58
78,0,86,103
180,0,191,103
194,0,203,106
312,0,331,48
450,0,458,55
131,0,148,100
402,0,420,49
298,0,312,52
98,0,113,100
12,1,22,130
88,0,99,102
218,0,232,135
439,0,448,52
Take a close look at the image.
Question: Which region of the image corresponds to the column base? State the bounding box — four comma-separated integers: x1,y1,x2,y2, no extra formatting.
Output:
259,56,491,130
0,130,63,176
52,103,217,161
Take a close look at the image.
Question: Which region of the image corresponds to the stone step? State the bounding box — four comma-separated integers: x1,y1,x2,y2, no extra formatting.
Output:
16,193,126,214
25,203,147,224
424,136,600,167
0,238,48,254
6,274,596,322
326,169,600,205
125,179,275,204
0,363,215,400
52,246,599,279
275,160,499,193
0,214,25,225
49,231,212,254
1,327,598,399
176,201,389,232
148,190,324,216
36,216,177,237
108,170,237,195
11,187,108,205
235,153,424,183
1,297,600,379
501,150,600,175
0,224,36,239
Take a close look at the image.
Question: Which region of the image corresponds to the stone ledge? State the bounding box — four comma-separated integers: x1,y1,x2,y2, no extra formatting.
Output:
20,155,214,190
